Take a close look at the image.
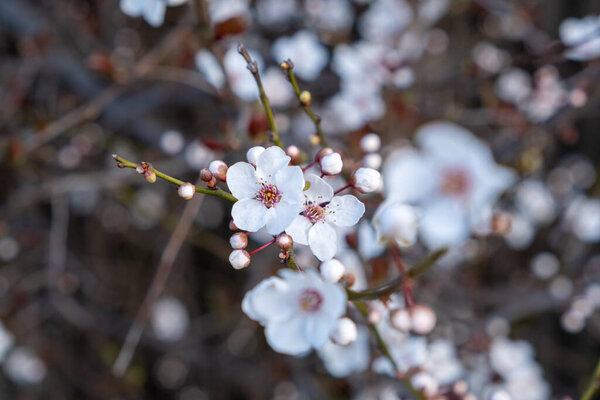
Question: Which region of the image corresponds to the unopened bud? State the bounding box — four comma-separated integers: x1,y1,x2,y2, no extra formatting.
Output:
230,233,248,249
309,135,321,146
209,160,228,181
373,202,418,247
316,147,333,161
320,259,345,283
229,249,251,270
276,233,293,250
367,305,382,324
246,146,265,165
286,145,301,165
360,133,381,153
491,211,512,235
330,317,357,346
229,220,238,230
136,165,145,174
340,273,356,288
362,153,382,170
299,90,311,106
352,168,382,193
178,183,195,200
144,170,156,183
278,251,287,260
410,304,437,335
280,61,290,70
200,168,213,182
207,176,218,189
320,152,343,175
389,308,412,332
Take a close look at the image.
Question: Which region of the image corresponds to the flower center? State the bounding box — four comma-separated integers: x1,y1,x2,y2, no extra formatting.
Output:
255,182,282,208
303,202,326,223
440,169,471,197
299,288,323,313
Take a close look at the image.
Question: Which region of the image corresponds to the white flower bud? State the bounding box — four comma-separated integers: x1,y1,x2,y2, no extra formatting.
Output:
229,233,248,249
229,249,251,270
209,160,228,181
320,259,345,283
320,152,343,175
410,304,436,335
177,183,195,200
246,146,265,165
276,233,293,250
373,202,418,247
411,372,439,397
360,133,381,153
362,153,382,170
389,308,411,332
330,317,357,346
352,168,382,193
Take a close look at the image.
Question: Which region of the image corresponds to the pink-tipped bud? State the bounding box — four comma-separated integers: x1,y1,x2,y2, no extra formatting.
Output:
229,233,248,249
367,305,382,325
209,160,228,181
351,168,382,193
144,170,156,183
410,304,437,335
207,176,218,189
389,308,411,332
315,147,333,162
286,145,301,165
246,146,265,165
200,168,213,182
229,249,250,270
330,317,357,346
320,259,345,283
276,233,293,250
320,152,343,175
178,183,195,200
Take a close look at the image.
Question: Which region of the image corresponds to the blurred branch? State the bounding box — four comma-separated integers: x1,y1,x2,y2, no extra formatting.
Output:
581,357,600,400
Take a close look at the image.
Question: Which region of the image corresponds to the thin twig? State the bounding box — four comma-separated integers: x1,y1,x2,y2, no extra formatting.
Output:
581,357,600,400
112,181,206,376
237,44,284,149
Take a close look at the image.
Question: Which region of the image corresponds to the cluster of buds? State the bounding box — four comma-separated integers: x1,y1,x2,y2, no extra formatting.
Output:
135,162,156,183
359,132,382,170
200,159,229,190
389,304,437,335
227,226,295,269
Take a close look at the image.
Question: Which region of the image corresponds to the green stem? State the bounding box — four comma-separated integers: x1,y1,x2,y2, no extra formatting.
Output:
282,61,328,148
353,300,425,400
286,246,298,270
582,357,600,400
112,155,237,202
237,44,284,149
408,248,448,278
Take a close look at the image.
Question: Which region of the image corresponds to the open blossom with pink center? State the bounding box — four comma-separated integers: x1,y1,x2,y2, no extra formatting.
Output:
286,174,365,261
242,269,347,355
384,122,516,249
227,146,305,235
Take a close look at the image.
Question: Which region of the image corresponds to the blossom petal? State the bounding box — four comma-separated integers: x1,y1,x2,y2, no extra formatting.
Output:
286,215,312,245
303,313,337,348
120,0,143,16
325,195,365,227
143,0,167,26
231,198,267,232
419,198,469,249
265,202,302,235
309,222,338,261
276,166,305,204
383,148,436,202
242,277,285,323
256,146,291,181
226,162,257,200
244,280,297,324
304,174,334,204
265,317,312,355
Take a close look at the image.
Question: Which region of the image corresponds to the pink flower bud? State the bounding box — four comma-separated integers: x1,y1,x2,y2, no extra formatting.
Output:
206,176,218,189
229,249,251,270
178,183,195,200
209,160,228,181
410,304,437,335
229,233,248,249
200,168,213,182
229,220,238,231
360,133,381,153
246,146,265,165
330,317,357,346
286,145,301,165
276,233,293,250
389,308,411,332
315,147,333,162
352,168,382,193
144,170,156,183
320,152,343,175
320,259,345,283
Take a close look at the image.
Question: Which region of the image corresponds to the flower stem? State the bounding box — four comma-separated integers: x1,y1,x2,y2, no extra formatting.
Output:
286,246,302,271
333,183,353,195
238,44,284,150
581,357,600,400
249,238,276,256
112,155,237,202
302,160,317,172
282,60,328,148
389,245,415,308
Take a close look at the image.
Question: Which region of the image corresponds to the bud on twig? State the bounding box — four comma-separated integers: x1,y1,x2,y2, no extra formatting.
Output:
178,183,195,200
201,168,213,182
209,160,228,182
299,90,311,106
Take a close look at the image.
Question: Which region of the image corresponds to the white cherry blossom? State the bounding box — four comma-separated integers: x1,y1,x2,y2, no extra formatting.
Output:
120,0,188,27
242,269,347,355
317,326,370,377
227,146,305,235
373,201,419,247
286,174,365,260
559,15,600,61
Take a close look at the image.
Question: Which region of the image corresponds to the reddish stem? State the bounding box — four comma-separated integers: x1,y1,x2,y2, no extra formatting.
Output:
389,244,416,308
249,238,276,256
302,160,317,172
334,183,353,195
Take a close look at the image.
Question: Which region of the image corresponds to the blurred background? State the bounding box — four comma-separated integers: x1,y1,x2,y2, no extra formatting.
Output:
0,0,600,399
